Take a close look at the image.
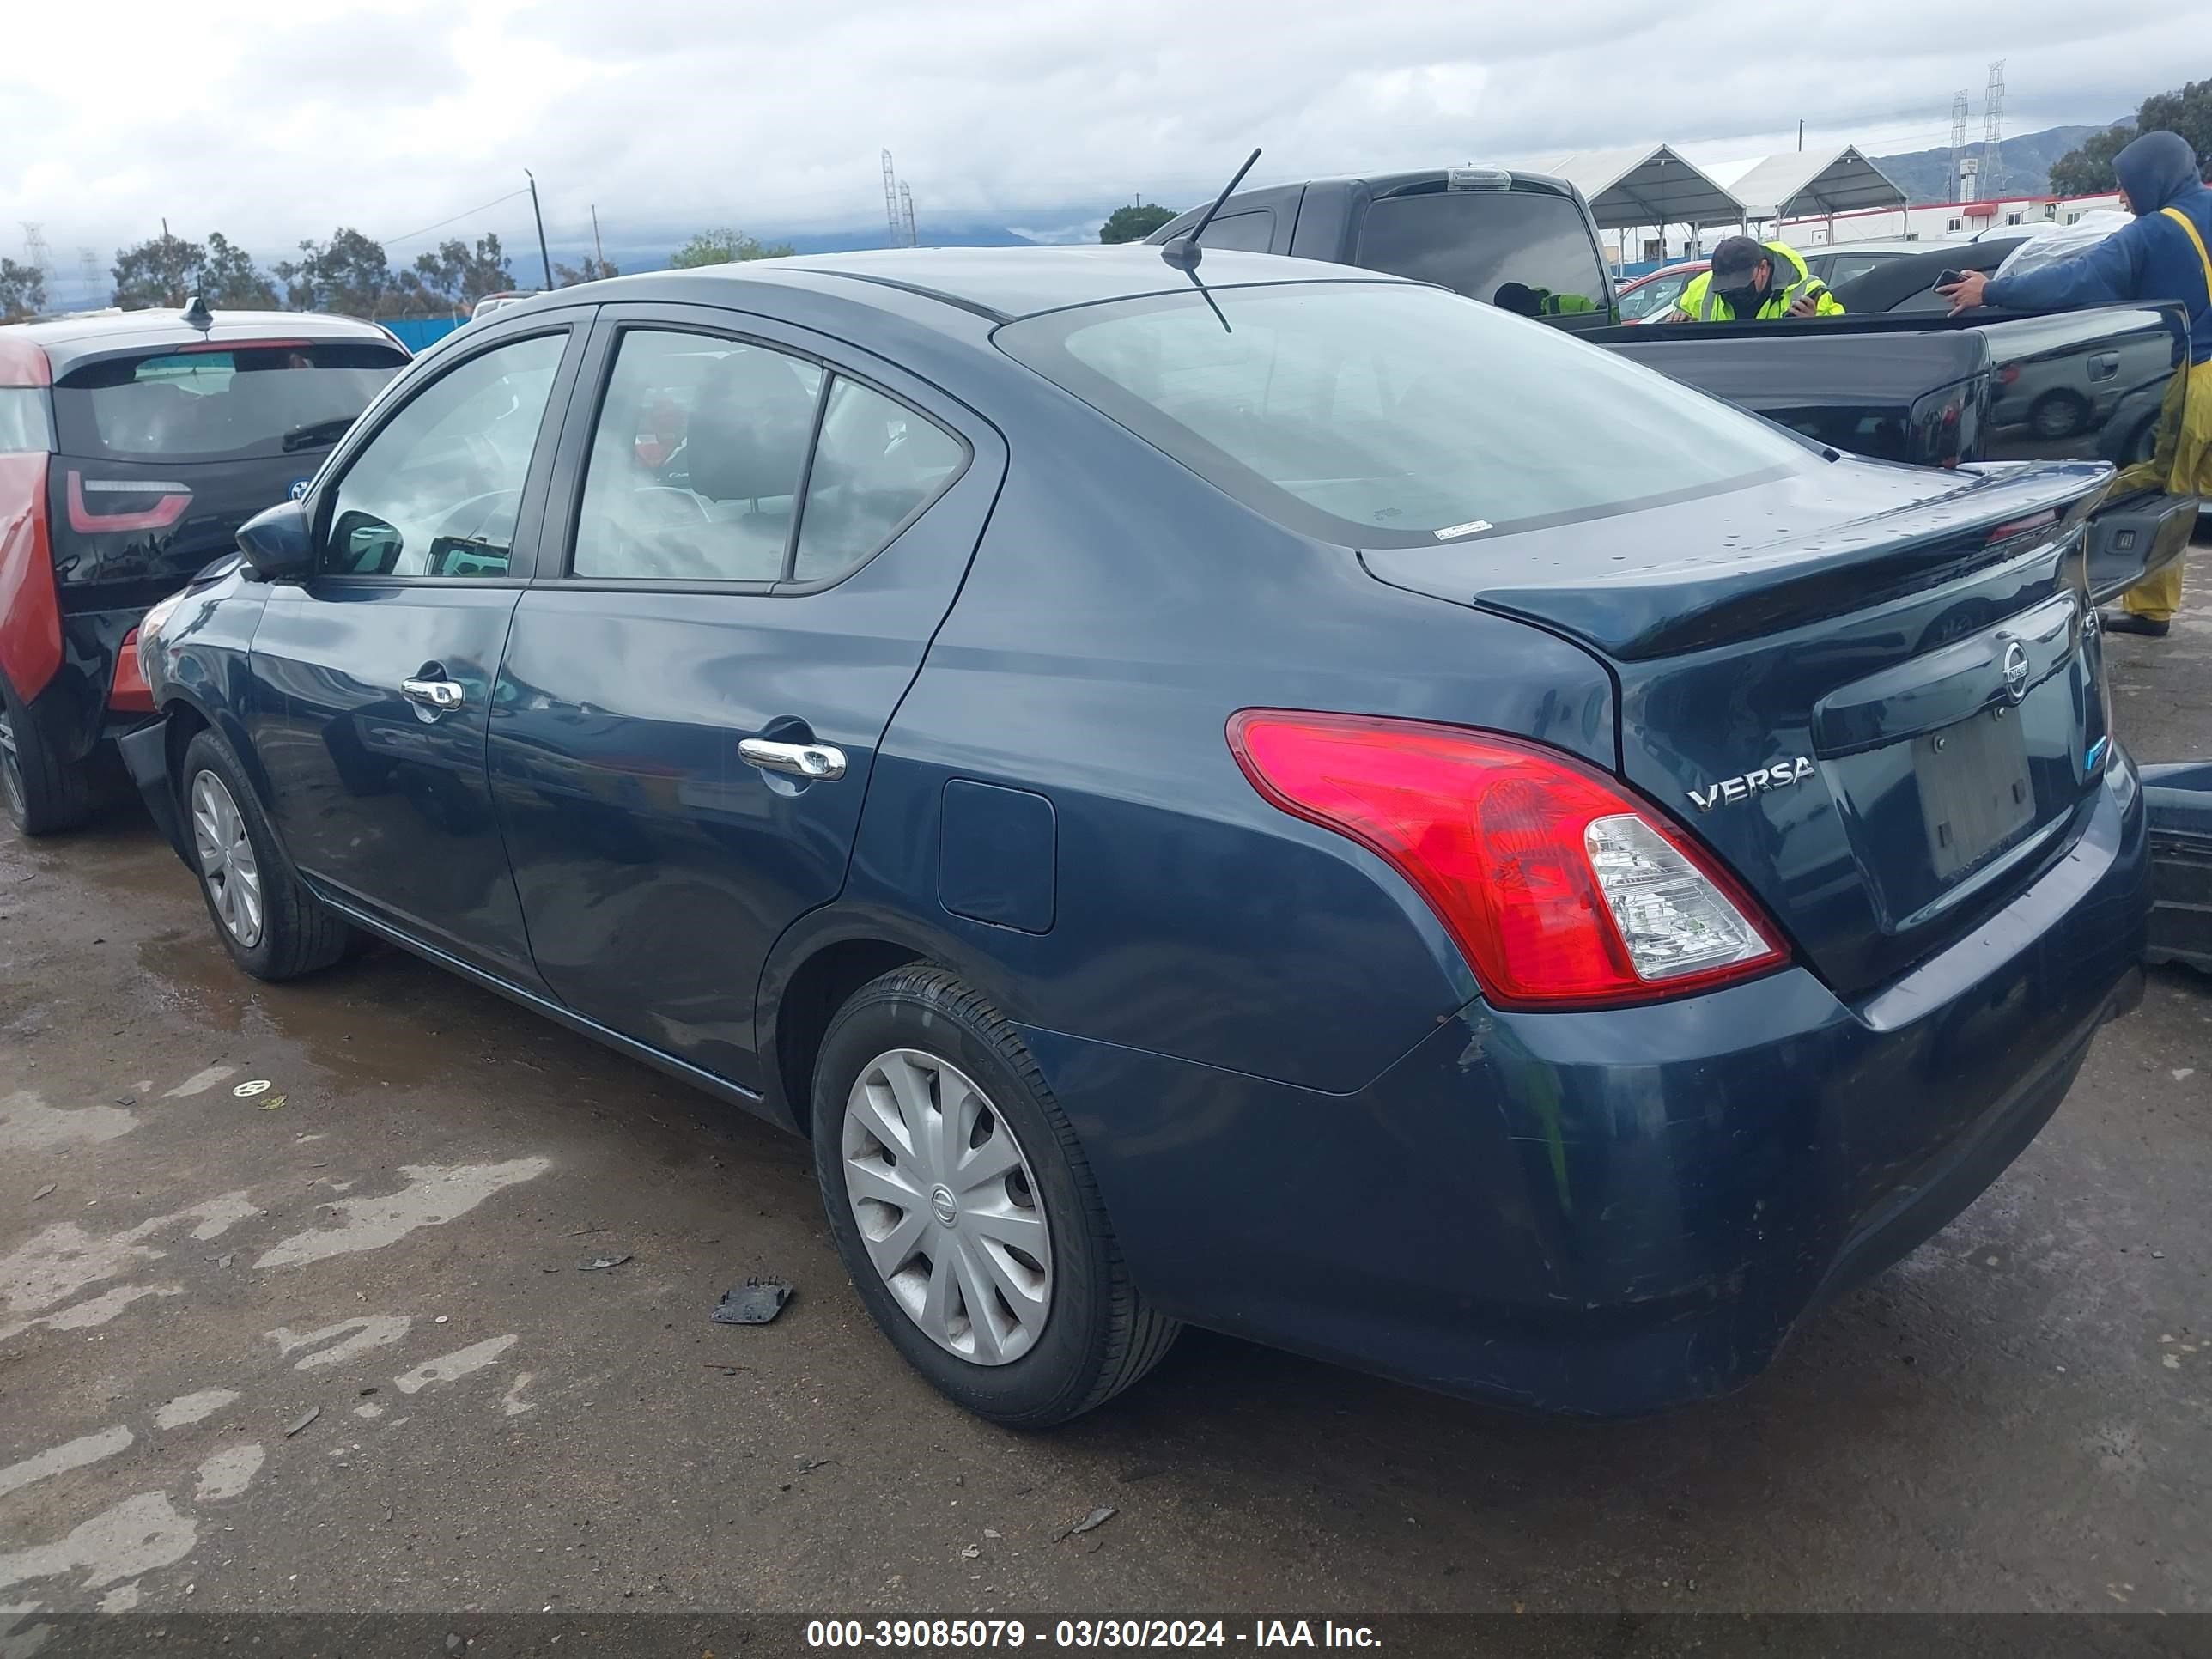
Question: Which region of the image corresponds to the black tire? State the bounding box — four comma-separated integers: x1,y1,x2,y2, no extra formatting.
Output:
0,671,94,837
179,729,354,981
811,966,1179,1426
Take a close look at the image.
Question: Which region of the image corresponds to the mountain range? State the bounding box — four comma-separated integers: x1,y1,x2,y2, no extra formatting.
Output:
1868,123,2112,204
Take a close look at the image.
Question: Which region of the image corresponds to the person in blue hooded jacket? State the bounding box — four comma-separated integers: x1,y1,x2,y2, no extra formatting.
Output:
1942,131,2212,637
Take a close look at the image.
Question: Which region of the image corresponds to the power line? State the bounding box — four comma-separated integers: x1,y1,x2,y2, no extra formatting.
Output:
380,189,533,251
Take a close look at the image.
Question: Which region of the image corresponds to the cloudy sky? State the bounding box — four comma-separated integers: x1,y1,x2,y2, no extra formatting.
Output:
0,0,2181,295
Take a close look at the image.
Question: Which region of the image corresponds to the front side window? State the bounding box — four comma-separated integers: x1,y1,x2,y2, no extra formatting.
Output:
999,280,1810,547
1355,188,1609,326
52,341,404,464
319,331,565,578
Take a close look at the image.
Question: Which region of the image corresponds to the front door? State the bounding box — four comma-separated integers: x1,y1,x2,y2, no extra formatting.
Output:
246,320,586,983
489,307,1005,1091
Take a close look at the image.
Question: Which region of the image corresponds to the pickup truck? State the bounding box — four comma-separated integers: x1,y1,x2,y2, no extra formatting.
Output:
1148,171,2198,599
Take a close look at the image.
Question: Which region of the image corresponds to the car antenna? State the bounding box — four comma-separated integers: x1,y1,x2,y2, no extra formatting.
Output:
180,295,213,330
1158,148,1261,272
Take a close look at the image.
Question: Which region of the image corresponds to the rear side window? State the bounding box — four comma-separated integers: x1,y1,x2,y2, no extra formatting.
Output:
1618,272,1692,322
570,326,966,586
1197,210,1276,254
51,341,405,464
1356,189,1610,327
793,379,967,583
998,281,1808,547
0,388,52,453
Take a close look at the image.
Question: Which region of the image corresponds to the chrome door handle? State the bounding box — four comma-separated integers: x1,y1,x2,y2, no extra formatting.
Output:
738,738,848,781
400,677,465,712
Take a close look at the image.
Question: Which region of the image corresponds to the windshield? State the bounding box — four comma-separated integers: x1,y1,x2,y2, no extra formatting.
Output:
52,340,405,464
997,281,1811,547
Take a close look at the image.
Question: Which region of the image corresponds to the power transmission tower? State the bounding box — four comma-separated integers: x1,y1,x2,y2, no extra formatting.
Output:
898,180,916,247
882,149,902,247
21,222,49,276
1980,60,2006,199
79,247,100,307
1949,90,1972,202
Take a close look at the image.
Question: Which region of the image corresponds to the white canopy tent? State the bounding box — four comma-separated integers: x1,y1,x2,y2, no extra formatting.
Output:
1539,145,1747,263
1728,145,1907,226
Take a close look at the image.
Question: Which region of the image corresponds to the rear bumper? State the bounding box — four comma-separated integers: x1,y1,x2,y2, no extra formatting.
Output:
118,718,191,867
1024,752,2149,1416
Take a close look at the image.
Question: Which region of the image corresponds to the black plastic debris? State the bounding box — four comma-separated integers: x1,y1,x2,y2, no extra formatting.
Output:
713,1277,793,1325
577,1253,633,1272
2143,763,2212,975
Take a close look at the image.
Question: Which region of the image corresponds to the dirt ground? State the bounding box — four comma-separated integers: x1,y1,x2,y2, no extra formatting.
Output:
2,548,2208,1625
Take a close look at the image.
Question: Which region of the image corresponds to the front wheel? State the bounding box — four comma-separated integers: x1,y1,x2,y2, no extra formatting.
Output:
180,730,354,981
811,967,1179,1426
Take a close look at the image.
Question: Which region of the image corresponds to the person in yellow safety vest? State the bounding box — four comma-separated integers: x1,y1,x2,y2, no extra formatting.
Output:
1941,130,2211,639
1492,281,1598,319
1668,235,1844,322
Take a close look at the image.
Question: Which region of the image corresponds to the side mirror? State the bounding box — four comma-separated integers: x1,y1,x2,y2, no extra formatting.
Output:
236,499,314,583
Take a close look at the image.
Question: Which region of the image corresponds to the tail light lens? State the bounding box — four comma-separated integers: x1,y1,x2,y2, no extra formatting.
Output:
1227,711,1788,1009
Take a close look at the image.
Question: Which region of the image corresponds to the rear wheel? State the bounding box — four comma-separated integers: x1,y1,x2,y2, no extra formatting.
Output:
811,966,1178,1425
180,729,353,981
0,672,93,837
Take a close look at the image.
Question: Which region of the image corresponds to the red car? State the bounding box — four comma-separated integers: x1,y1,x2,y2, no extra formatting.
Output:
1615,260,1708,324
1,303,405,834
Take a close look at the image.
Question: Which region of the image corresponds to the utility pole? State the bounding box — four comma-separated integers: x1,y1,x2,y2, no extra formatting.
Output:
525,169,553,290
1950,89,1972,203
1796,120,1803,152
591,204,605,272
1980,61,2007,202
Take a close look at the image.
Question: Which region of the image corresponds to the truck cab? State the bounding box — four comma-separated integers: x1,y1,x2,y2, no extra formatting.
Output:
1146,167,1620,331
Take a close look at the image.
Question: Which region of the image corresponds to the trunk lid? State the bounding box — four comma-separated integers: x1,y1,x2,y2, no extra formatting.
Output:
1361,458,2117,999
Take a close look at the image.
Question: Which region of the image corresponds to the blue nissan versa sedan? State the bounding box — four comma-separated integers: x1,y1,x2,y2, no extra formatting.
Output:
125,246,2149,1426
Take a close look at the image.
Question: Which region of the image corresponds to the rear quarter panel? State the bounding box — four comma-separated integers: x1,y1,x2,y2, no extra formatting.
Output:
812,380,1619,1096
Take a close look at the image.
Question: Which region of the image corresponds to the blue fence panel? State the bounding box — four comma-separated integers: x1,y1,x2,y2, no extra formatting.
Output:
381,316,465,353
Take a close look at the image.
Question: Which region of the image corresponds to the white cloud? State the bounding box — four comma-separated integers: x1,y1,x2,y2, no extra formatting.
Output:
0,0,2166,288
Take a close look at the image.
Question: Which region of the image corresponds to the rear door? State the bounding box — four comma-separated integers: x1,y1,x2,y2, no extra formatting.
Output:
489,304,1006,1092
246,316,589,985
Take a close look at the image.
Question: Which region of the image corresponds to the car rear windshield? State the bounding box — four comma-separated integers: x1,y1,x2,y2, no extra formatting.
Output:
1354,187,1611,327
996,281,1811,548
51,340,406,464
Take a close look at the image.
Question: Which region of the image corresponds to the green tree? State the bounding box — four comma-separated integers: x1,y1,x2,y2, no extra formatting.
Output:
668,228,793,267
398,234,516,312
273,228,395,317
199,234,279,308
1099,203,1176,244
2050,77,2212,197
0,257,45,322
555,256,620,286
112,232,205,309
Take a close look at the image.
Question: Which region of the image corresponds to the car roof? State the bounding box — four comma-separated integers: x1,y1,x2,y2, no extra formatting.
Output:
554,245,1412,329
1,307,400,383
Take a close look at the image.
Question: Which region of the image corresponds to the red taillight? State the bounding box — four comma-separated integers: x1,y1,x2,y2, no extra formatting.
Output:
1985,508,2057,544
67,471,191,533
110,628,154,714
1226,711,1789,1010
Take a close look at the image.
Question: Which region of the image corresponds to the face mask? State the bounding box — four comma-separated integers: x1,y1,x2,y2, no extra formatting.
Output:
1716,282,1764,315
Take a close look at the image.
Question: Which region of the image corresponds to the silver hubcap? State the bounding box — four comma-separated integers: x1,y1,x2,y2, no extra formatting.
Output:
0,704,24,821
842,1048,1053,1366
190,771,264,948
